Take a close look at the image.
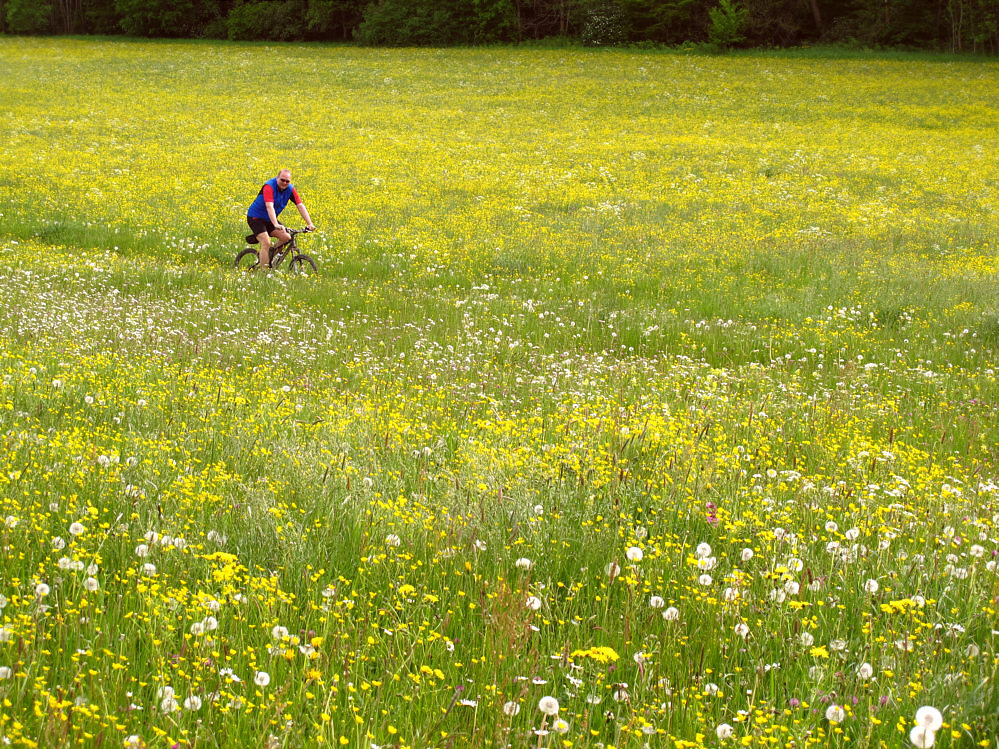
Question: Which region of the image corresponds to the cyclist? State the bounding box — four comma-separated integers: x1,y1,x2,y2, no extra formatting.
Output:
247,169,315,268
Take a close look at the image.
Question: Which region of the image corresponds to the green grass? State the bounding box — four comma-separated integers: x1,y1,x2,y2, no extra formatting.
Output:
0,37,997,749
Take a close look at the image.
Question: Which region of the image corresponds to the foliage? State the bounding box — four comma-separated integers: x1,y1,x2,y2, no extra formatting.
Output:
825,0,999,54
355,0,488,45
707,0,747,48
115,0,223,37
51,0,84,33
80,0,120,34
355,0,429,45
738,0,815,47
580,0,627,46
514,0,587,40
304,0,366,41
1,0,996,52
619,0,703,44
1,37,999,748
4,0,52,34
470,0,517,44
226,0,308,41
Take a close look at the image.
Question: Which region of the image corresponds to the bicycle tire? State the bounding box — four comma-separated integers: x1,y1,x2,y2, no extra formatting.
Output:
289,254,318,275
234,248,260,270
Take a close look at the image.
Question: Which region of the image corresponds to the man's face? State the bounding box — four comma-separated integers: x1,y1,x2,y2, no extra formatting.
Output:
277,173,291,188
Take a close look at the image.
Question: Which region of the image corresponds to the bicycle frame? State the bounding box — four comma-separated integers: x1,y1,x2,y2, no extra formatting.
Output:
236,226,318,274
267,230,300,269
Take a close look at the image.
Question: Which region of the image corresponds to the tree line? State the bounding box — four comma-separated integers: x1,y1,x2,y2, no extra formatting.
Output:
3,0,997,54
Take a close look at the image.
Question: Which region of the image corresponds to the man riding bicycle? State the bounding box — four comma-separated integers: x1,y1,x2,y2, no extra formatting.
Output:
247,168,315,269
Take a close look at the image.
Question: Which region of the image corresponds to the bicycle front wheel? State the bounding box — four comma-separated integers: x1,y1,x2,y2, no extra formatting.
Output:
234,248,261,270
289,254,318,276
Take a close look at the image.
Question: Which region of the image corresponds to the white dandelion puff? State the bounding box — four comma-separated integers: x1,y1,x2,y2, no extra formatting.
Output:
909,726,936,748
914,706,943,732
538,696,559,715
825,704,846,723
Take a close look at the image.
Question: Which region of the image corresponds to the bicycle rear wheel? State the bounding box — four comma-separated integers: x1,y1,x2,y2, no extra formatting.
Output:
234,248,261,270
289,254,318,275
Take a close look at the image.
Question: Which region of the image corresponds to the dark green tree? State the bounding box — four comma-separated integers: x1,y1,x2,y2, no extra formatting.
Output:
305,0,366,40
227,0,308,41
5,0,53,33
115,0,223,37
707,0,747,47
358,0,511,45
470,0,517,43
737,0,813,45
619,0,703,43
964,0,999,54
80,0,121,34
52,0,83,32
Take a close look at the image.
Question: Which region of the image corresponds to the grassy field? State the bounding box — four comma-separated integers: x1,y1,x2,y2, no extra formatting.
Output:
0,37,998,748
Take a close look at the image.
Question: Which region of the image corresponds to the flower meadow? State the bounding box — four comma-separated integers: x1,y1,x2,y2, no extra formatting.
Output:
1,37,998,748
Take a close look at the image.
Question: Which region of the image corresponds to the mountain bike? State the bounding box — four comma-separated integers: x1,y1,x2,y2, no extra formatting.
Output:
235,226,318,274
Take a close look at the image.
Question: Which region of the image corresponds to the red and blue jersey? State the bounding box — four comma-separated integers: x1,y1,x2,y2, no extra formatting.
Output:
248,177,302,219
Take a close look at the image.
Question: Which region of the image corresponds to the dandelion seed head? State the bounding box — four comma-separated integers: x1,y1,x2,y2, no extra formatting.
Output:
538,695,559,715
825,704,846,723
915,706,943,732
909,725,936,748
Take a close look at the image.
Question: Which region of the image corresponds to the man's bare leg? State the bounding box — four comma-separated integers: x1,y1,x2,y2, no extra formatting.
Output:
267,228,291,266
272,227,291,246
256,231,271,268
